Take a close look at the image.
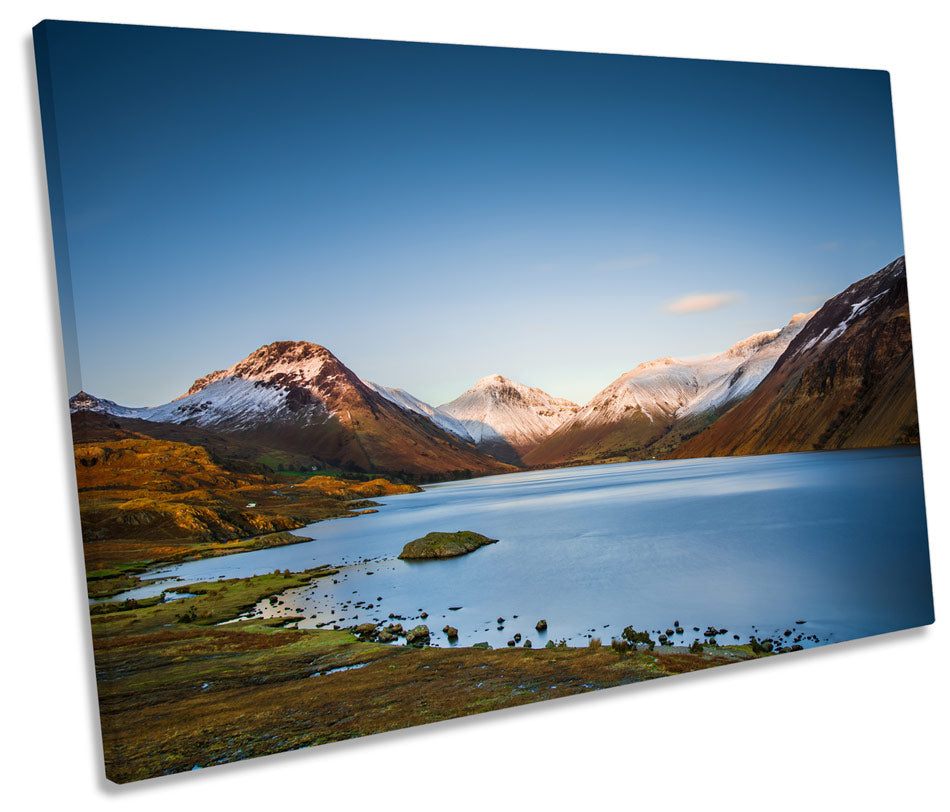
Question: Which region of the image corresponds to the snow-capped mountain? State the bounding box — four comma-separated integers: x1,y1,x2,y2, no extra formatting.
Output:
69,391,144,418
524,312,813,466
592,313,812,423
68,256,916,474
72,343,344,428
361,381,474,443
69,341,510,478
671,255,917,458
130,342,349,429
675,312,814,418
439,375,580,463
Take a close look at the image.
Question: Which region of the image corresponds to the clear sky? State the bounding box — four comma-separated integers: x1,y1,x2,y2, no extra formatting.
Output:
37,21,905,407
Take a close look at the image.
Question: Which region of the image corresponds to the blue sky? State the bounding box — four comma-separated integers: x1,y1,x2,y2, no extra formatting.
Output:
37,21,905,407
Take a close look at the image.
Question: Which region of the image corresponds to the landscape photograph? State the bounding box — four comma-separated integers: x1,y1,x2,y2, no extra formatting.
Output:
34,20,934,783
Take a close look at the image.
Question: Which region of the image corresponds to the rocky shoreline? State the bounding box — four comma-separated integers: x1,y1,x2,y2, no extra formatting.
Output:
90,561,785,782
343,614,821,655
235,529,830,654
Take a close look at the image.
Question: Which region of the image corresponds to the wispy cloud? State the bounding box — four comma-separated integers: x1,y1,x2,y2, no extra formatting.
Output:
665,291,739,315
818,240,841,252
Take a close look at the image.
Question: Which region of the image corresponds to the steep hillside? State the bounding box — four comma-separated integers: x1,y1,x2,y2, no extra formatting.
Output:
669,256,917,458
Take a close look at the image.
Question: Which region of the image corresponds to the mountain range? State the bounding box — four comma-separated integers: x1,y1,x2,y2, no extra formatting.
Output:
523,311,813,466
70,256,919,479
70,342,512,481
668,255,917,458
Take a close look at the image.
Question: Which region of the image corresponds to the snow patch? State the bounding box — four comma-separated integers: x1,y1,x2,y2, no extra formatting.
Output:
820,289,889,346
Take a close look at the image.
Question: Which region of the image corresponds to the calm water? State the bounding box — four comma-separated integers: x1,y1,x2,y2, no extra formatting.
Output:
115,449,934,649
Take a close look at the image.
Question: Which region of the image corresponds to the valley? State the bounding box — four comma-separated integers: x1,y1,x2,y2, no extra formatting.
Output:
74,429,420,594
66,254,930,782
72,257,919,476
70,256,922,602
85,447,933,782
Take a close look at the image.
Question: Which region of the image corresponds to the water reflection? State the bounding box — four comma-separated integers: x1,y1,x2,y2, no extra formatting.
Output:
108,449,934,650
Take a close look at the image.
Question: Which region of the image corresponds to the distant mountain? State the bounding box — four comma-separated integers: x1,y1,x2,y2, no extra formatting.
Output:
361,381,474,443
69,341,511,480
69,256,919,477
523,313,813,466
439,375,580,464
669,256,917,458
70,391,143,418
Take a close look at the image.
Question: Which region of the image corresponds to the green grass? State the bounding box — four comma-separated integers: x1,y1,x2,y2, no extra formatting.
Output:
91,566,338,636
89,564,773,783
86,561,156,580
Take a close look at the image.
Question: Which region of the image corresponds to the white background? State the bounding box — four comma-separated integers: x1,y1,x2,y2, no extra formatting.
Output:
2,2,946,809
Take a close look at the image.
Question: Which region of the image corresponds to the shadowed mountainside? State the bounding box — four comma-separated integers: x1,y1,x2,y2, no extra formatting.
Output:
669,256,917,458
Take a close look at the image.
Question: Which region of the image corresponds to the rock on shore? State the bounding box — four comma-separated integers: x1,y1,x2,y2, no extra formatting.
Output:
405,625,430,646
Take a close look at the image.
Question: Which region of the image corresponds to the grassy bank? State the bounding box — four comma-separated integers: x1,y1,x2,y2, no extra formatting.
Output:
75,437,420,589
76,437,777,783
91,566,771,783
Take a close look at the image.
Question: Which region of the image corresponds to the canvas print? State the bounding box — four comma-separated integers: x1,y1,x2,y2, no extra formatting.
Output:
34,20,934,783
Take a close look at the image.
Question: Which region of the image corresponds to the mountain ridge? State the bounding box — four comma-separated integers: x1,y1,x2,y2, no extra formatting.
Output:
523,311,814,466
70,256,918,475
667,256,916,458
70,341,511,480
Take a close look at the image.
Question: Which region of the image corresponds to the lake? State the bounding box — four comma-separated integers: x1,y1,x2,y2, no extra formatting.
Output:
114,448,934,650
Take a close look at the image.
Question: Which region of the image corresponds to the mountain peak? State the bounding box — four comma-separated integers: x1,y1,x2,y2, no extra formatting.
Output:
69,390,101,412
250,339,331,357
669,255,915,459
454,374,578,408
551,311,816,435
787,311,814,326
231,340,337,373
439,376,579,461
69,390,137,416
183,340,342,397
627,356,682,375
721,330,782,359
473,373,514,388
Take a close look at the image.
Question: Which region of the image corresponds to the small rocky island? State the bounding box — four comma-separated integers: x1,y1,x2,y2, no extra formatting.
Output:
398,530,499,560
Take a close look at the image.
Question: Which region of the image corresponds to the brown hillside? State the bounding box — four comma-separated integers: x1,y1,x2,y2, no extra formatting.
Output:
72,341,514,481
523,411,671,466
669,256,918,459
75,437,419,570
